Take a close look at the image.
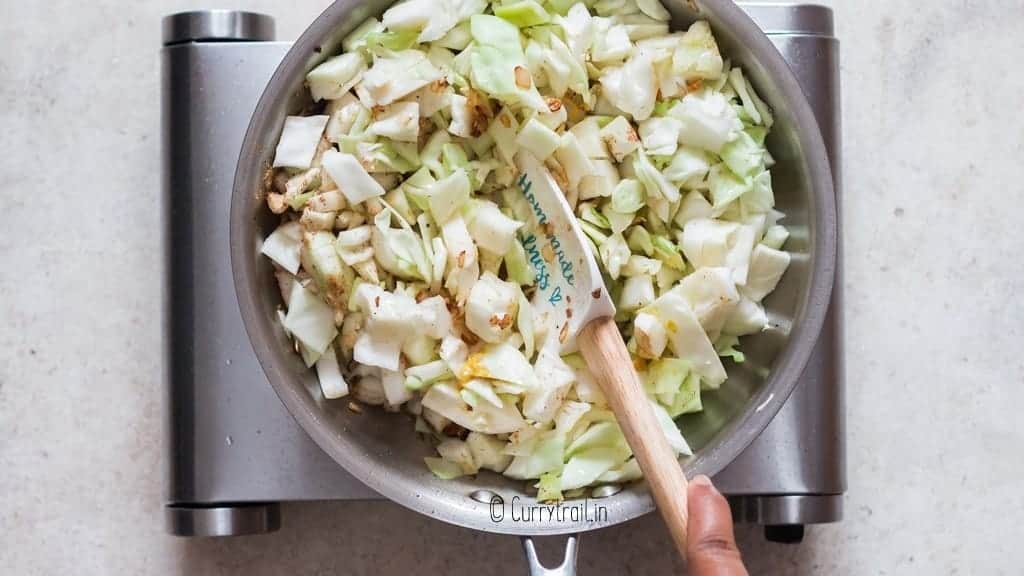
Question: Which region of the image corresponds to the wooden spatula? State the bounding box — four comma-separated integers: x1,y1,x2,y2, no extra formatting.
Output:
515,151,691,556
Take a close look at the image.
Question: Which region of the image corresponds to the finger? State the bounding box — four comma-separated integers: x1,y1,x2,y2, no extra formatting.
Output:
686,475,748,576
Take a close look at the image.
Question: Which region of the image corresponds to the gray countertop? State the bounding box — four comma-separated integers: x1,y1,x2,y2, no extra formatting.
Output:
1,0,1021,574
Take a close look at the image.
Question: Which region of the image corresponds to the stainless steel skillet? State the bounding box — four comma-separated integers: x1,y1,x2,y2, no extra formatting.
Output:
230,1,836,572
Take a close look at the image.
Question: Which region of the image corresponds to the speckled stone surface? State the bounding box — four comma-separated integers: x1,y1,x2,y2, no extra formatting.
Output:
2,0,1022,574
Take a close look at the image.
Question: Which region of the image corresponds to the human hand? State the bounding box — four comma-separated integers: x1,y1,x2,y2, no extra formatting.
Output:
686,475,748,576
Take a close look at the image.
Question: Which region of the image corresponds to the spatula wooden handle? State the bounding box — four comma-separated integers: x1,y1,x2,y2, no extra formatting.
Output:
578,316,690,557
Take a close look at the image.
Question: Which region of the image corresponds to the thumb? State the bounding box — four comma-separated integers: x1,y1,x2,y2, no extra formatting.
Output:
685,475,748,576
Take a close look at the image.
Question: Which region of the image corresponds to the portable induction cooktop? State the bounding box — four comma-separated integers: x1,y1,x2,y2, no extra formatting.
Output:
161,3,844,543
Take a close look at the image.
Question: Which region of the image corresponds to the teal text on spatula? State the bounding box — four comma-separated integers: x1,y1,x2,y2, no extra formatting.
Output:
517,174,577,302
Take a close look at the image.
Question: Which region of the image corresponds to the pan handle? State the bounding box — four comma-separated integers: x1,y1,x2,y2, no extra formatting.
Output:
521,535,579,576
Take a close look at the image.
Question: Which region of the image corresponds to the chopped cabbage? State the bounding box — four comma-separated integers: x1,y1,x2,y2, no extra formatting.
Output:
273,116,329,169
283,282,338,356
263,1,791,499
307,53,367,102
260,220,303,274
465,272,520,343
321,150,386,205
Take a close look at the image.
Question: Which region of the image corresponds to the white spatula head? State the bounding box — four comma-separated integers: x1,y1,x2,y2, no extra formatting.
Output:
514,151,616,348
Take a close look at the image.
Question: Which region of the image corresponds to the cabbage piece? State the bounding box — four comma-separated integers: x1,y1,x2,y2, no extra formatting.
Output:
463,378,504,408
598,232,631,280
466,200,525,255
542,34,592,104
741,170,775,215
651,234,685,271
446,94,473,138
382,0,480,43
404,333,437,366
307,53,367,102
469,17,548,111
343,17,385,52
680,218,757,285
283,282,338,356
380,367,412,405
729,67,772,128
591,23,632,64
620,275,655,312
439,334,469,373
673,21,724,81
643,291,726,388
537,472,563,502
719,131,765,179
636,0,671,20
425,456,467,479
603,206,635,235
570,117,609,160
554,132,595,191
437,438,480,474
762,224,790,250
362,30,420,54
623,255,662,277
465,272,520,343
561,445,631,491
357,50,444,107
633,149,680,203
315,344,349,399
488,107,521,165
372,208,432,281
741,245,791,302
466,432,512,472
367,101,420,142
261,221,304,274
596,458,642,483
405,360,454,391
633,311,667,358
579,160,619,201
599,116,641,162
515,118,562,161
715,334,745,364
723,297,767,336
677,267,741,335
648,357,689,396
503,428,565,479
664,147,712,190
505,399,590,480
673,190,714,230
599,50,657,121
461,342,539,390
669,90,739,153
273,115,329,169
523,345,577,424
610,179,644,214
567,419,628,457
406,79,451,118
441,216,480,303
495,0,550,27
537,98,568,131
419,295,453,339
321,150,386,205
365,289,424,336
505,237,535,286
661,371,702,417
639,117,682,157
437,21,473,51
425,169,471,224
422,381,527,433
325,94,368,143
617,13,670,41
560,3,595,60
650,400,693,455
